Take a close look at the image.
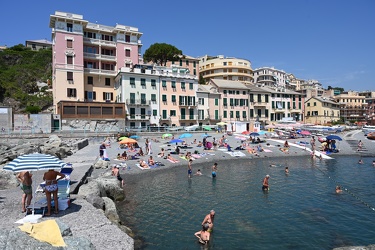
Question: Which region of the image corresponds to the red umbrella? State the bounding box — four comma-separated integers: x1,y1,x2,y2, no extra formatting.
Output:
241,131,250,135
300,130,311,136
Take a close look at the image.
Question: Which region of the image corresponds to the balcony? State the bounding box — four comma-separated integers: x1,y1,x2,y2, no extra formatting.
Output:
125,99,151,106
83,37,116,47
83,52,116,62
179,102,198,107
208,115,222,121
127,114,150,121
273,108,285,113
253,102,268,107
84,68,117,76
179,115,197,120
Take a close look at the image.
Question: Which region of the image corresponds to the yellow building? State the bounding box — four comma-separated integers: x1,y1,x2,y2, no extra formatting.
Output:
304,97,340,125
334,91,367,123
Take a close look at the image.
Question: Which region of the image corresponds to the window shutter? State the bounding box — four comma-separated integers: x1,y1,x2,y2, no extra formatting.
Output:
103,92,106,100
111,93,113,101
84,91,88,99
93,92,96,100
67,89,70,97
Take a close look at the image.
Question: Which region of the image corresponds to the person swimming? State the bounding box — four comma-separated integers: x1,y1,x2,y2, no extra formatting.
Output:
212,163,218,178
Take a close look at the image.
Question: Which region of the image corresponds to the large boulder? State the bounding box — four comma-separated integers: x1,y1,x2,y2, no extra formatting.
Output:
0,169,18,190
93,159,110,169
96,177,125,201
78,180,101,198
86,194,105,210
102,197,119,223
44,135,62,149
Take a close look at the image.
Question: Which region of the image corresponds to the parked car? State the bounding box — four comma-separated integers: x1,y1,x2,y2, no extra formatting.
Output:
184,124,199,131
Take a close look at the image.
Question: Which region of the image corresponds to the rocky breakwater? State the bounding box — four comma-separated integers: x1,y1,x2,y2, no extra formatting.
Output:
0,135,89,165
78,170,134,239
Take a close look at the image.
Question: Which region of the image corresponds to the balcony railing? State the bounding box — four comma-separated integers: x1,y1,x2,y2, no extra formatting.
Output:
83,53,116,61
179,102,198,107
84,68,117,76
179,115,197,120
83,37,116,47
125,99,151,106
253,102,268,107
127,114,150,121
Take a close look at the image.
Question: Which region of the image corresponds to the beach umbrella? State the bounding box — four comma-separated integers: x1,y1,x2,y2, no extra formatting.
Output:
203,126,212,131
130,135,139,139
241,131,250,135
162,133,172,139
300,130,311,136
118,136,128,141
169,139,184,144
216,122,227,126
179,133,193,139
258,130,267,135
250,132,260,137
119,138,138,144
326,135,342,141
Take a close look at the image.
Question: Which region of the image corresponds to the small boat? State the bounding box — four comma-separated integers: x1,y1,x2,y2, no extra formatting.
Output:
367,132,375,140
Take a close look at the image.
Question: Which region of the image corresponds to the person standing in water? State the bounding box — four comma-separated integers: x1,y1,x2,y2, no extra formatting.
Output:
202,210,215,232
212,163,218,178
188,159,193,178
262,175,270,191
194,223,210,245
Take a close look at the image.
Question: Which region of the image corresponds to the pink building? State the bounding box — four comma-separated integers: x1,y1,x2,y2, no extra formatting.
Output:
49,11,142,113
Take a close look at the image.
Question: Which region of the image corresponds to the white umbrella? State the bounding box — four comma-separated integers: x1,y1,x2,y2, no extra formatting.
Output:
3,153,66,220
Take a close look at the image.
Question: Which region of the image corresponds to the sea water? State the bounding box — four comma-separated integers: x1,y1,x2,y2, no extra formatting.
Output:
118,156,375,250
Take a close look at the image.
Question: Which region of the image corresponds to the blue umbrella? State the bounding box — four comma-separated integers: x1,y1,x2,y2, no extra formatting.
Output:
179,133,193,139
169,139,184,144
3,153,66,172
326,135,342,141
250,132,260,137
130,135,139,139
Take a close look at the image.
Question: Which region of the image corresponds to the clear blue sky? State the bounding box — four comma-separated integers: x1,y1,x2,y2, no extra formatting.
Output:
2,0,374,91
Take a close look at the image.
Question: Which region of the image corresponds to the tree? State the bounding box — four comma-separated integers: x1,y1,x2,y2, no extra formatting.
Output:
143,43,183,66
199,74,206,85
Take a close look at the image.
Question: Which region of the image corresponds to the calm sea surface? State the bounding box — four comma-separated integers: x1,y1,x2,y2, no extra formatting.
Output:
118,156,375,250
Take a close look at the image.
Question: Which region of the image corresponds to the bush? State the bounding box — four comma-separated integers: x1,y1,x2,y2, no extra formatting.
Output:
25,105,41,114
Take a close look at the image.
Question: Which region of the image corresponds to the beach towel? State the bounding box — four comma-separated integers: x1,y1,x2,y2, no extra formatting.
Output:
225,151,246,157
135,163,150,170
19,220,65,247
191,154,201,159
263,149,272,153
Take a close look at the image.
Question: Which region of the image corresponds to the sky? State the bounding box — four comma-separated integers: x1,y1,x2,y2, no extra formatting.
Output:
1,0,374,91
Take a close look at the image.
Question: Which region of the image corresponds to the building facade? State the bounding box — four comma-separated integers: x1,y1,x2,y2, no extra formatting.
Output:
199,55,253,84
49,11,142,114
334,91,367,123
304,97,340,125
253,67,287,87
25,39,53,51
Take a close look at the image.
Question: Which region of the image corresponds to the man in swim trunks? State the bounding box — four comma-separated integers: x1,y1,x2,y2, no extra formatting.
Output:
262,175,270,191
112,165,124,187
194,223,210,245
43,169,65,216
16,171,33,213
212,163,218,178
188,159,192,178
202,210,215,232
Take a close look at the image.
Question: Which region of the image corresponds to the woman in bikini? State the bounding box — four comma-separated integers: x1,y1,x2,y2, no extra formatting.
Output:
43,169,65,216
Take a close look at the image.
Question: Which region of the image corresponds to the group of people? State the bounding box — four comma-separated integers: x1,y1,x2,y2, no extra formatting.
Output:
16,169,65,216
187,162,218,179
194,210,215,245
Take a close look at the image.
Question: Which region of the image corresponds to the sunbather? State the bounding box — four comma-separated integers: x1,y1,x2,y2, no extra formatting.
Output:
167,154,179,163
148,156,155,166
139,160,149,168
158,148,165,157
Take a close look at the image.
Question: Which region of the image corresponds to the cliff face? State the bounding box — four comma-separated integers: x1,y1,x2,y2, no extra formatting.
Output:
0,44,52,112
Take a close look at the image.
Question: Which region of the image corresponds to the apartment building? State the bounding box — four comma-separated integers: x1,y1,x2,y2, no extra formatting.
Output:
304,97,340,125
334,91,367,123
199,55,253,84
165,55,200,77
25,39,53,51
358,91,375,125
49,11,142,115
253,67,287,87
115,65,159,128
247,85,272,124
196,85,222,125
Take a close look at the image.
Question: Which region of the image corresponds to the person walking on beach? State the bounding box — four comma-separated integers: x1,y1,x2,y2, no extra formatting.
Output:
16,171,33,213
262,175,270,191
212,163,218,178
202,210,215,232
145,139,149,155
188,159,193,178
99,142,106,159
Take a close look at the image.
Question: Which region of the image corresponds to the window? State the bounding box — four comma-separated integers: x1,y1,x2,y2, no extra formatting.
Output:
199,98,205,105
151,79,156,87
153,110,157,116
141,78,146,87
265,109,269,117
105,78,110,86
189,83,193,90
171,81,176,88
243,111,247,118
125,35,130,43
103,92,113,101
162,110,167,119
170,110,176,117
179,60,182,66
193,69,196,75
162,95,167,102
67,88,76,97
250,109,254,118
125,49,130,57
87,76,93,85
67,23,73,32
313,102,317,106
84,91,96,100
172,95,176,103
186,60,189,66
215,99,219,106
307,103,310,107
223,111,227,118
151,94,156,102
130,78,135,86
141,94,146,104
67,55,73,65
257,109,261,117
130,93,135,104
223,98,227,106
236,111,240,118
162,80,167,88
181,82,185,89
67,39,73,48
230,111,234,118
67,72,73,81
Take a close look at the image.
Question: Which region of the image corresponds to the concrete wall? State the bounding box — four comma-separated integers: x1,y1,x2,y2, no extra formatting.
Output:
0,107,12,132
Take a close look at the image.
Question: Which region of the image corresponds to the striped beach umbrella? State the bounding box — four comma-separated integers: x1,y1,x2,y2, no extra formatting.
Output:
3,153,66,172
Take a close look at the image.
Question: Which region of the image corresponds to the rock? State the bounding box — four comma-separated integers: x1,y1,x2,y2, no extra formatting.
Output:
64,236,95,249
55,219,73,237
96,177,125,201
44,135,62,149
78,180,100,198
102,197,119,223
333,245,375,250
86,194,105,210
0,169,18,190
94,159,110,169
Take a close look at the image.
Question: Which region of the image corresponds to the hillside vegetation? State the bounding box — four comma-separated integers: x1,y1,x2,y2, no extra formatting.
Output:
0,44,52,112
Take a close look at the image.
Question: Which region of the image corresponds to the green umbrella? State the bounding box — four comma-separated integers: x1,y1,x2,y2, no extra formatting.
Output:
162,133,172,139
203,126,212,131
119,136,128,141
